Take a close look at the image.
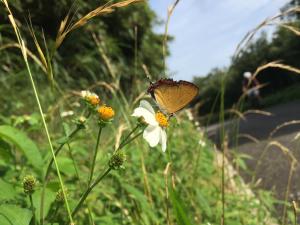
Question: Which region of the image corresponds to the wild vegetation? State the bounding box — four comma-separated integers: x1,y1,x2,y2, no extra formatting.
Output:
0,0,300,225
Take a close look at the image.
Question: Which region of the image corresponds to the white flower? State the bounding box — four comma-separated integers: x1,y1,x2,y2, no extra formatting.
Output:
132,100,168,152
81,90,98,99
80,90,100,106
81,90,91,98
198,139,206,147
61,110,74,117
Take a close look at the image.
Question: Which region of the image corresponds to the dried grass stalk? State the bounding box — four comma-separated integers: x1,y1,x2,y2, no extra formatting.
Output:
253,61,300,79
243,110,272,117
234,6,300,58
269,120,300,138
56,0,144,49
226,108,245,120
238,134,260,143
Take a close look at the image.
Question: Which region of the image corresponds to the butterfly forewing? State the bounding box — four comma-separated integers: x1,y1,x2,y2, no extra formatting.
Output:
153,81,199,114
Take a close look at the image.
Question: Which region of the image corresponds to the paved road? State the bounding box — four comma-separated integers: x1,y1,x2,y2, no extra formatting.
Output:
205,100,300,222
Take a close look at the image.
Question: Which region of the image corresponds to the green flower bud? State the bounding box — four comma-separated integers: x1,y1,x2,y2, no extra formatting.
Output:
74,116,87,129
23,175,37,195
55,188,68,203
109,151,126,170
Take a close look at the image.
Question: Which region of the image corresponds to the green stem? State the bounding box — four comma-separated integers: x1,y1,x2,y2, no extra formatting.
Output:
46,127,81,179
71,167,112,217
88,126,103,186
47,203,59,224
24,54,73,225
116,124,141,151
40,126,81,225
29,195,36,225
71,127,144,218
118,130,143,151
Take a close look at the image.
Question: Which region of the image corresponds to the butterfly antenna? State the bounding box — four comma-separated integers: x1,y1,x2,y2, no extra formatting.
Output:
142,64,153,84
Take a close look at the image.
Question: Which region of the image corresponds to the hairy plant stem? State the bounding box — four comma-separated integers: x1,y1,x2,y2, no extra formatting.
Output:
72,167,112,217
71,127,144,218
29,195,37,225
88,126,103,186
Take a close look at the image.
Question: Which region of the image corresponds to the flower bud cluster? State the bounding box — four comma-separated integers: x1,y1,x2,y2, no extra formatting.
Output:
23,175,37,195
109,151,126,170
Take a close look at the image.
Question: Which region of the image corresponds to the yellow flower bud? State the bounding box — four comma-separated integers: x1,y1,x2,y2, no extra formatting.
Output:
98,106,115,121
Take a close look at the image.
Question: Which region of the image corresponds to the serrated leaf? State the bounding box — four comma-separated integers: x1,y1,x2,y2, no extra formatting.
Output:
0,125,43,171
0,204,32,225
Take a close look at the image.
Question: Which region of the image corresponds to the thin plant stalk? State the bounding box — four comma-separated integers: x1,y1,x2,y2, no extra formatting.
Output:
2,2,73,223
116,124,141,151
40,126,82,224
163,163,172,225
88,126,103,185
220,71,226,225
72,128,144,217
29,195,36,225
72,167,112,217
282,160,296,225
64,131,95,225
25,55,74,225
163,0,180,74
293,201,298,225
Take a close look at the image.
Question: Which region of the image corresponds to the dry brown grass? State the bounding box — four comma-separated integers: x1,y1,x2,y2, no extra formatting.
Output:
55,0,144,49
234,6,300,58
269,120,300,138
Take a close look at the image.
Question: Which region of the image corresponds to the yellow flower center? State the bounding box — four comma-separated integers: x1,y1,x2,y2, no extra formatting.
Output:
155,112,168,127
86,95,100,106
98,106,115,120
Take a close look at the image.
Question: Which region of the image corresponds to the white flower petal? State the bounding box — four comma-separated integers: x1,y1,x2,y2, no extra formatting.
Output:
160,128,167,152
81,90,88,98
132,107,157,126
140,100,155,114
143,125,160,147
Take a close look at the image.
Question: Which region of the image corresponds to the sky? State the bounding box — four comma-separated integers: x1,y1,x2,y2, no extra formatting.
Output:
149,0,289,80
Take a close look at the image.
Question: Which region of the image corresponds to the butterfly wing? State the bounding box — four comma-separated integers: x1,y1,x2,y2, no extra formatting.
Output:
152,80,199,114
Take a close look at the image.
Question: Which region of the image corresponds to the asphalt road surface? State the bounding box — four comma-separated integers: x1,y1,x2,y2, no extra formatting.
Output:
206,100,300,221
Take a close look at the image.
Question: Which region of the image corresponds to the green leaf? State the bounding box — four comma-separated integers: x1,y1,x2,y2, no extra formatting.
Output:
0,204,32,225
56,157,76,176
122,183,158,223
0,125,43,171
0,179,17,201
0,138,13,163
170,188,195,225
196,189,212,217
32,189,56,222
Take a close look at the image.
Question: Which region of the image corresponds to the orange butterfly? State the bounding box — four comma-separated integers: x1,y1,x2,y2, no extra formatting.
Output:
148,79,199,114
